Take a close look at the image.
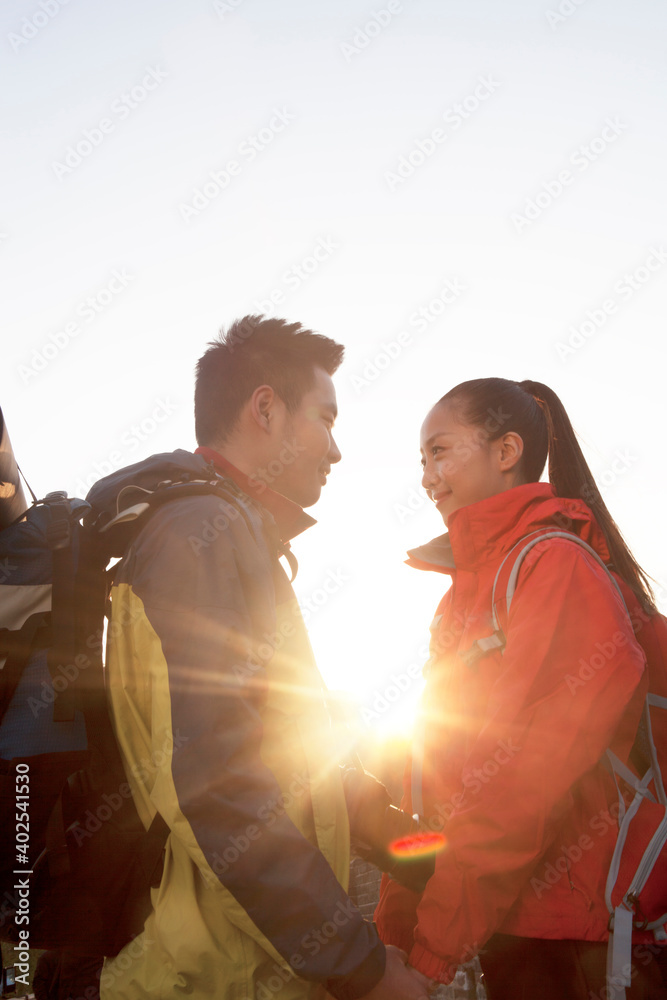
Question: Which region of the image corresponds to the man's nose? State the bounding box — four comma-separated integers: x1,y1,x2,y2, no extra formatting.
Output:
329,435,342,465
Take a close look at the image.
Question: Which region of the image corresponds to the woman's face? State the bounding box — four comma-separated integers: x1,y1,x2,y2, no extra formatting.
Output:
420,401,516,526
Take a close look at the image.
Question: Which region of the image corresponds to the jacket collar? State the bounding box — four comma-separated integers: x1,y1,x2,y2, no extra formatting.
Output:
407,482,610,574
195,446,316,543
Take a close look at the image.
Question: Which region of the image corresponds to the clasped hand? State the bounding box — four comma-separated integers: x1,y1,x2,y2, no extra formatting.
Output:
362,945,438,1000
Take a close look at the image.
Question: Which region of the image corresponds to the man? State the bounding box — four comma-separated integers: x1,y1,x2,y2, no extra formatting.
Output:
99,317,428,999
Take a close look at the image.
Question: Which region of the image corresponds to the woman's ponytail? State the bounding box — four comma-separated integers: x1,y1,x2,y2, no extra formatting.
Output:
518,379,656,613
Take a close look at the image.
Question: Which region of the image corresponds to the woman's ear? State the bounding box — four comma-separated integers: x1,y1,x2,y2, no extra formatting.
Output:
498,431,524,473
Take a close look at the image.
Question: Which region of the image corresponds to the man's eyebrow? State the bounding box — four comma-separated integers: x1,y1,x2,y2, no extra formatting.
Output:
323,403,338,420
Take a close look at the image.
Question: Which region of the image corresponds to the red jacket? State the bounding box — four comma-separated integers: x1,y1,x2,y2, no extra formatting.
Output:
374,483,648,982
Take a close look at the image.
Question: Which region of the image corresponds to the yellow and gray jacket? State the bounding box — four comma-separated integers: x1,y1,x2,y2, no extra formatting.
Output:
89,450,385,1000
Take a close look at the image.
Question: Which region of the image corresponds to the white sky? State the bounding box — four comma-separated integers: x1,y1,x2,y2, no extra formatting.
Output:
3,0,667,739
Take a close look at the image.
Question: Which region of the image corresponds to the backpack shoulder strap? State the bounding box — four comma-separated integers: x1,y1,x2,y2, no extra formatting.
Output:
460,528,625,668
492,528,626,636
46,492,80,723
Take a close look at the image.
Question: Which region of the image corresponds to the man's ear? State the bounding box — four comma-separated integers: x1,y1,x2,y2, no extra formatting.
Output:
248,384,276,434
498,431,524,472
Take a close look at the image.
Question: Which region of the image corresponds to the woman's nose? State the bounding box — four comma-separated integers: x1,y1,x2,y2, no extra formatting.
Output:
421,463,438,490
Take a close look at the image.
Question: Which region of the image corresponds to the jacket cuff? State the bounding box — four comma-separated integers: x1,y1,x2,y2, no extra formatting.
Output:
326,938,386,1000
408,942,456,984
376,923,416,957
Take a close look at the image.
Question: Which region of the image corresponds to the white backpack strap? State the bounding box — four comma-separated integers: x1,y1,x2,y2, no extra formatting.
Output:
489,529,548,633
605,791,645,1000
606,748,657,807
626,807,667,905
605,757,661,914
458,531,550,665
645,693,667,805
605,775,667,1000
461,529,624,667
496,529,626,623
410,617,446,815
607,904,633,1000
606,791,645,914
411,723,425,818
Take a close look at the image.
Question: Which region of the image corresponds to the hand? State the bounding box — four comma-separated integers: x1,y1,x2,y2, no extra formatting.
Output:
343,767,392,849
362,946,432,1000
407,964,438,994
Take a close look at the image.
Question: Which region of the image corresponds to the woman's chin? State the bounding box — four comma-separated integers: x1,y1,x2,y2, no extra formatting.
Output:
435,498,453,525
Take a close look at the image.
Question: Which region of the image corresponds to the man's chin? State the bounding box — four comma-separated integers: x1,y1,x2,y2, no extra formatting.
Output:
294,485,322,509
273,482,322,509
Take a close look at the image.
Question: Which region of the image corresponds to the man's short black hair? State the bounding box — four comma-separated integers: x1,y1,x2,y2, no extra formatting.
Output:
194,315,344,446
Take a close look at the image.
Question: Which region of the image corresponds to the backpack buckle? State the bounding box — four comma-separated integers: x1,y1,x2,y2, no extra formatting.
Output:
459,630,506,668
627,893,649,929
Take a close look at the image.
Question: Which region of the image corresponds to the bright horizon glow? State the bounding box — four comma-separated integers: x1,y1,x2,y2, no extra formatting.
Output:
3,0,667,748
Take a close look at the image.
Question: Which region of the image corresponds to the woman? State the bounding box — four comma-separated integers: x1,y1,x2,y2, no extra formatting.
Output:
374,378,666,999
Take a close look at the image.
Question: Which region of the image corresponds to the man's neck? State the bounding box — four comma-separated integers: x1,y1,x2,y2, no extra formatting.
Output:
205,440,262,481
195,445,316,542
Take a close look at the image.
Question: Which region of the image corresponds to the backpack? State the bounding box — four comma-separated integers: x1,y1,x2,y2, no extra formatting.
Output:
0,431,247,957
464,527,667,1000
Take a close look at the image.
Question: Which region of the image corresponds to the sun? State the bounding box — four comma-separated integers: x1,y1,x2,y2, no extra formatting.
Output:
363,680,424,740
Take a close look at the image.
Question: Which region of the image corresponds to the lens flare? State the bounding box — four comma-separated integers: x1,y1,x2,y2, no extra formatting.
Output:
389,830,446,858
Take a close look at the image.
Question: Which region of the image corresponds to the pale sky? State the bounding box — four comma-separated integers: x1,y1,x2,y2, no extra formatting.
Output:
3,0,667,739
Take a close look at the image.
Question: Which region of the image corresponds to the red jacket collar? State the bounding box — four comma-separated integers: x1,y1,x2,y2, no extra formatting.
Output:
407,482,611,574
195,446,316,542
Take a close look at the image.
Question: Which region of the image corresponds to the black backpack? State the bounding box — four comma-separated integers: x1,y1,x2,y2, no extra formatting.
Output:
0,413,242,957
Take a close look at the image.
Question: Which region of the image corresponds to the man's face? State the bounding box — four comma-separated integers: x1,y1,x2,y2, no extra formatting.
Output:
265,367,341,508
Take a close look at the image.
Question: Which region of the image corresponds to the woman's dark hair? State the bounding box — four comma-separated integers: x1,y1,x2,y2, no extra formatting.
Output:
195,314,344,446
438,378,656,612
